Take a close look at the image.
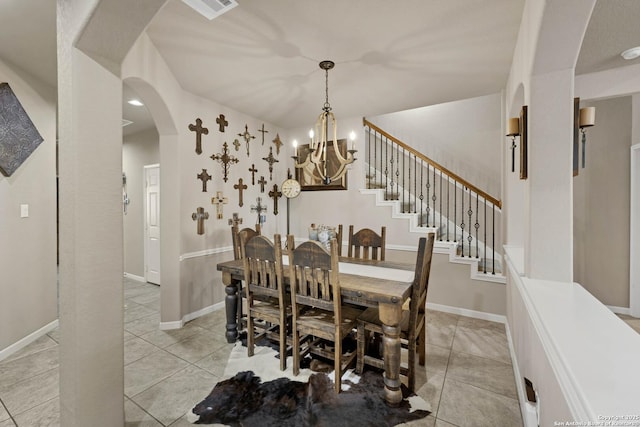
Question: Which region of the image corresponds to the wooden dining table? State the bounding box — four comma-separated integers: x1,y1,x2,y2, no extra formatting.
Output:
216,256,415,406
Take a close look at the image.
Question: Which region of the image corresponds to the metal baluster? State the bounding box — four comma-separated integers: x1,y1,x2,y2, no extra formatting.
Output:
432,166,436,227
402,147,406,212
413,154,417,213
388,140,394,200
446,174,450,241
461,186,465,257
396,143,400,202
439,171,443,241
483,197,487,274
453,181,457,242
419,159,424,226
475,194,479,259
467,190,473,258
426,164,430,227
492,203,495,275
384,135,388,196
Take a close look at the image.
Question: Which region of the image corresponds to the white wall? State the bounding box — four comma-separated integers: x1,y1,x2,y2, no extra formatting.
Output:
573,97,632,308
0,59,57,353
369,93,503,198
123,127,160,278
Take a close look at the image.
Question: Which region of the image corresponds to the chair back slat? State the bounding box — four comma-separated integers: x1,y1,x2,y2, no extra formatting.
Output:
242,234,284,300
408,233,435,333
232,224,261,260
347,226,386,261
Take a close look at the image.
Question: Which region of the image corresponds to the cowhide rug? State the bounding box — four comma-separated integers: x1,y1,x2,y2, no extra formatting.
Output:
187,340,431,426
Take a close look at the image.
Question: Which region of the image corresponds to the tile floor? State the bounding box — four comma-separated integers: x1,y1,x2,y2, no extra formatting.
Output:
0,278,524,427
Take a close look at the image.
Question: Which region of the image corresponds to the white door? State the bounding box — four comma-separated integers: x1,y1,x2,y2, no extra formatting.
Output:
145,164,161,285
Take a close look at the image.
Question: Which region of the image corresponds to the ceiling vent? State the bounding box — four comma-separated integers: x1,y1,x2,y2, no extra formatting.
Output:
181,0,238,20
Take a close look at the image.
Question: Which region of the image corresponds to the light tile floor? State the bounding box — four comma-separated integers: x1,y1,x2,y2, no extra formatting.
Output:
0,278,524,426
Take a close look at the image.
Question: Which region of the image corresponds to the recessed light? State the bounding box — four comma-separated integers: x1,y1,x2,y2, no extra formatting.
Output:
128,99,144,106
621,46,640,60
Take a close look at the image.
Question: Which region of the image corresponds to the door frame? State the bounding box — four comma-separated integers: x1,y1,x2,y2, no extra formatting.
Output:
631,144,640,317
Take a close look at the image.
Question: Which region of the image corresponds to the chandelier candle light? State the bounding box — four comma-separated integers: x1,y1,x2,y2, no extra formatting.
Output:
292,60,357,185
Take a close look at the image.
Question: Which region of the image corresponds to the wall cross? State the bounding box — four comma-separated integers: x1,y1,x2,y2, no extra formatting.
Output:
262,146,279,181
250,197,267,227
238,124,255,157
210,142,239,182
232,138,241,152
211,191,228,219
268,184,283,215
258,123,269,145
216,114,228,132
191,207,209,235
258,176,267,193
228,212,243,228
197,169,212,192
272,133,283,155
248,164,258,185
188,118,208,155
233,178,248,207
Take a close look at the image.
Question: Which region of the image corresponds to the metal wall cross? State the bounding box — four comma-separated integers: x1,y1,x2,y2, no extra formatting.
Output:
188,118,208,155
197,169,212,192
210,142,239,182
191,207,209,235
211,191,228,219
258,176,267,193
272,133,283,155
216,114,228,132
258,123,269,145
268,184,283,215
250,197,267,227
262,146,279,181
238,124,255,156
233,178,248,207
248,164,258,185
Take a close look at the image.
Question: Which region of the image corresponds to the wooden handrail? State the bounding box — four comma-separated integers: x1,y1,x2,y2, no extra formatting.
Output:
363,118,502,209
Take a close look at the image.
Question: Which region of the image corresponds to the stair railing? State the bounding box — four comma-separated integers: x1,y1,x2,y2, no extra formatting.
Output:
364,118,502,275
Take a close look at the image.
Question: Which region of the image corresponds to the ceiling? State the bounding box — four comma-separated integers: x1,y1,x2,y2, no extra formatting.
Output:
1,0,639,136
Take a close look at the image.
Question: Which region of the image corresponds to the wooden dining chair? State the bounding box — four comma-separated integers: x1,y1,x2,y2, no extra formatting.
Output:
241,234,290,371
286,235,362,393
347,225,386,261
355,232,435,392
230,223,261,329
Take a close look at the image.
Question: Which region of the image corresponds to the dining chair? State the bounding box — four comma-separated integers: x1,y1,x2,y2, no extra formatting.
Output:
230,223,261,329
286,235,362,392
241,233,290,371
347,225,386,261
355,232,435,392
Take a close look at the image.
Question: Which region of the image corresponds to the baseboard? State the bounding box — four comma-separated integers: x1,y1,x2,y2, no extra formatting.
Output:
606,305,630,315
0,319,59,362
159,301,225,330
427,302,506,324
124,272,146,282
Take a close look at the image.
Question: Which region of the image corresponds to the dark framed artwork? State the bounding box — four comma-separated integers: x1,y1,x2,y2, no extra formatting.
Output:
572,97,580,177
295,138,348,191
519,105,528,180
0,82,44,176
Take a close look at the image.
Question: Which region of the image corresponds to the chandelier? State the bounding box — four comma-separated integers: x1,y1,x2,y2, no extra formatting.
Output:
292,60,357,185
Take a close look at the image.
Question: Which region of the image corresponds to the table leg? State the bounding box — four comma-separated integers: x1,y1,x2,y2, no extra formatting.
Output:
222,271,239,343
379,302,403,406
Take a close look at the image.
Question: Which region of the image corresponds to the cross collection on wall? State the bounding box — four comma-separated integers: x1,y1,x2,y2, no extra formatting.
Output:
188,115,285,235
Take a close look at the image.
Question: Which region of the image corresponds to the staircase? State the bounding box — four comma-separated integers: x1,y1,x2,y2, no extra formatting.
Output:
362,119,504,284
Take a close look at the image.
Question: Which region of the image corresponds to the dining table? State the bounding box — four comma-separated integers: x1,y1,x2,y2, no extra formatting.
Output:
216,255,416,406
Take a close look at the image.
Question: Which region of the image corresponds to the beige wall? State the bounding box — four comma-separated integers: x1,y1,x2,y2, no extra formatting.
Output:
0,59,58,352
123,127,160,278
573,96,632,308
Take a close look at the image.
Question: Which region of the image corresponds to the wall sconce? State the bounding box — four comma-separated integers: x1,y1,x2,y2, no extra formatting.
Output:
506,117,520,173
579,107,595,168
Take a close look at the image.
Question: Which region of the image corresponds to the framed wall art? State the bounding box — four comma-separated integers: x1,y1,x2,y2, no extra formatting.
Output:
519,105,528,180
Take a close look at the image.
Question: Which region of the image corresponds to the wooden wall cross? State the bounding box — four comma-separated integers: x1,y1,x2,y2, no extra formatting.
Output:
233,178,248,207
188,118,208,155
211,191,228,219
258,176,267,193
268,184,283,215
228,212,243,227
272,133,283,155
262,146,279,181
258,123,269,145
232,138,241,152
191,207,209,235
238,124,255,156
210,142,239,182
197,169,212,192
216,114,228,132
248,164,258,185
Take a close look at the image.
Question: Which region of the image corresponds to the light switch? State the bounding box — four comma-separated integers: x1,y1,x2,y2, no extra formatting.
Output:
20,204,29,218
